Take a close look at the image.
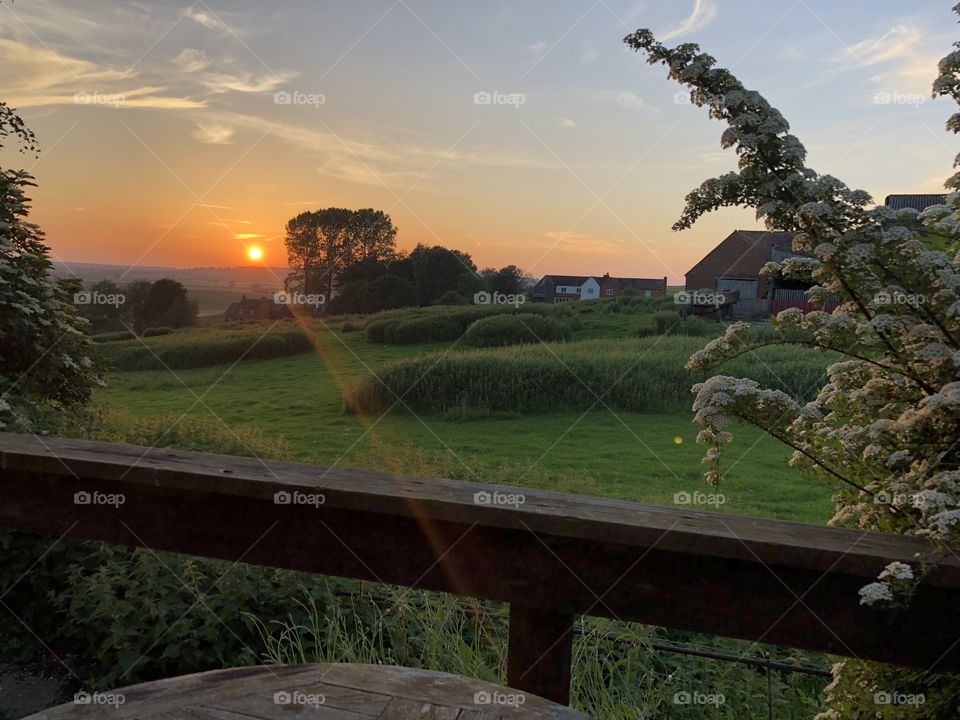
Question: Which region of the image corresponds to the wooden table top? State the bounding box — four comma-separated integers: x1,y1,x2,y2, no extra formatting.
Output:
24,664,591,719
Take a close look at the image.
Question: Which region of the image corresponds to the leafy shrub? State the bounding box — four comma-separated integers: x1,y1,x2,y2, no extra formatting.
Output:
345,336,832,415
653,309,683,334
673,316,713,336
92,330,136,343
141,326,173,337
341,320,358,332
363,304,553,345
463,313,571,347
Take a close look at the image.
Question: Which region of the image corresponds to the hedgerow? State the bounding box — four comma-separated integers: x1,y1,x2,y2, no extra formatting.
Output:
363,304,553,345
463,313,571,347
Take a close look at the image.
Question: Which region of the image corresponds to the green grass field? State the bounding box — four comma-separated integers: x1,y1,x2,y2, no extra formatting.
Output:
96,312,835,522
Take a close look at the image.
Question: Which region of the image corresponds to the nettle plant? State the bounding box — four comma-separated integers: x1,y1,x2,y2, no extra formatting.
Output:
627,7,960,715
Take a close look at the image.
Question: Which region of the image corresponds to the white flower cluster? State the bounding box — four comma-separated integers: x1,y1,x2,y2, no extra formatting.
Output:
626,19,960,624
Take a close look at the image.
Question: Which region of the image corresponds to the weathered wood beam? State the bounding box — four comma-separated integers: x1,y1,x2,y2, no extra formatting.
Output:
1,432,959,704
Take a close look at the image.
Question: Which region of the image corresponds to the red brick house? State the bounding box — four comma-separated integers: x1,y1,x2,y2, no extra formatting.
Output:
684,230,794,317
224,296,293,322
532,274,667,303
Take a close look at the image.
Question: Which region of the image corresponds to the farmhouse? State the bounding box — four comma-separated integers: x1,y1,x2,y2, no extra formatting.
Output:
684,230,795,317
532,273,667,303
223,296,293,322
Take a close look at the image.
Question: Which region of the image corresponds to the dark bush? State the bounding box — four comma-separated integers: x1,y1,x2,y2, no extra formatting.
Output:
93,330,135,343
142,326,174,337
653,310,683,334
363,304,554,345
463,313,571,347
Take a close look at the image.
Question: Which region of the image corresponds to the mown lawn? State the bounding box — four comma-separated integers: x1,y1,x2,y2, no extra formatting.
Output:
97,322,835,522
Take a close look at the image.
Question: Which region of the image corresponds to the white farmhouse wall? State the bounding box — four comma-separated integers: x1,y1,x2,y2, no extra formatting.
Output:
580,278,600,300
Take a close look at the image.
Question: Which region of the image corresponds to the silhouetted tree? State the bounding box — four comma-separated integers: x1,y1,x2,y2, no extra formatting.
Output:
139,279,197,331
123,279,152,331
409,244,479,305
284,208,397,299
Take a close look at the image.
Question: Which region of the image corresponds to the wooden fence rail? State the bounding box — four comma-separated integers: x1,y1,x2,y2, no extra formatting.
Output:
2,433,959,705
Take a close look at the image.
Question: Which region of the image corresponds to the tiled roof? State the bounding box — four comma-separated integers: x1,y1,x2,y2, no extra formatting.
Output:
884,194,947,212
540,275,594,286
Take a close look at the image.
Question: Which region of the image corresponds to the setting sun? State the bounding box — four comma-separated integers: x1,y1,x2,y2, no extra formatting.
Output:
247,246,263,262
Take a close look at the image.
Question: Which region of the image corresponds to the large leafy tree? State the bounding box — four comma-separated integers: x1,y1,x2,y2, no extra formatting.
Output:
139,278,198,331
626,6,960,716
284,207,397,300
0,102,98,430
408,243,479,305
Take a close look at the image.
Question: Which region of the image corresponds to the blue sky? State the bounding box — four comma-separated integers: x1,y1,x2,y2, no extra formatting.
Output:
1,0,956,281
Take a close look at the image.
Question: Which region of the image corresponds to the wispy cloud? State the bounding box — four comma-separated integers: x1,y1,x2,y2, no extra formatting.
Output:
660,0,718,41
200,69,299,94
837,23,941,93
0,39,204,109
594,89,655,111
185,7,231,33
192,121,234,144
173,48,210,73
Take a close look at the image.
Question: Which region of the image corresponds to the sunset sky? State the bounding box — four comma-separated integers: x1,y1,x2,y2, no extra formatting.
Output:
0,0,956,283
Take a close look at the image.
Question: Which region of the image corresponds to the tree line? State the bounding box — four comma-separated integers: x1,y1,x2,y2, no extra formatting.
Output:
284,207,531,314
73,277,198,334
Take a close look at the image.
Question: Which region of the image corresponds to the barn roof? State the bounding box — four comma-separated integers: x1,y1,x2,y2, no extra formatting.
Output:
884,194,947,212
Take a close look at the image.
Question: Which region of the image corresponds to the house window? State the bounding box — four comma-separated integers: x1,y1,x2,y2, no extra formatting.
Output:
644,290,652,297
239,309,245,317
605,289,613,296
575,287,581,294
586,288,595,296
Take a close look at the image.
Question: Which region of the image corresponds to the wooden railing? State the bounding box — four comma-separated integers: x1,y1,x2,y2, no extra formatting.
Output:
2,433,959,705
